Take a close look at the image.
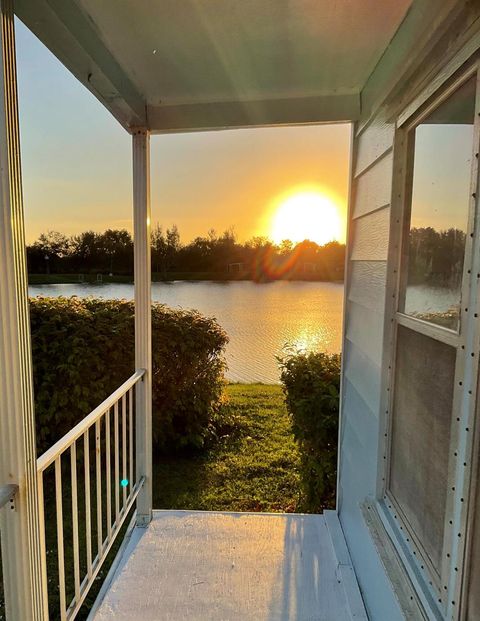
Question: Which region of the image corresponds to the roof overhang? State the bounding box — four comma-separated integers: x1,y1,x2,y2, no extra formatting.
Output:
14,0,465,133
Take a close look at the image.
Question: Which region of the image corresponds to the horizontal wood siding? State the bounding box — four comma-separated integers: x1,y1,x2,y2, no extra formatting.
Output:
355,118,394,176
343,337,382,416
341,441,378,506
341,378,380,461
352,151,393,219
350,207,390,261
338,115,400,620
348,262,387,311
345,300,384,366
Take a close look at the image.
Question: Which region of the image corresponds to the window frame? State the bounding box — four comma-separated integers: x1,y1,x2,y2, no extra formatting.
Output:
378,61,480,621
397,67,477,339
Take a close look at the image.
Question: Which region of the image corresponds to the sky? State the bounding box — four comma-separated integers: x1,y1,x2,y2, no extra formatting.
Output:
15,18,350,245
409,74,475,235
411,124,473,233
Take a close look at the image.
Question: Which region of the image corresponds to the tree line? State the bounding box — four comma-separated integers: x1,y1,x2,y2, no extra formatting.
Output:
26,226,346,281
408,227,465,287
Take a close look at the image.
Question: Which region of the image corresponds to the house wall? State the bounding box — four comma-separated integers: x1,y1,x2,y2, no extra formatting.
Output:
337,3,480,619
338,116,404,621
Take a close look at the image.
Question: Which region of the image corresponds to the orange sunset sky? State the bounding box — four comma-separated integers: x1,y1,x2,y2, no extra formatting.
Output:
16,19,350,245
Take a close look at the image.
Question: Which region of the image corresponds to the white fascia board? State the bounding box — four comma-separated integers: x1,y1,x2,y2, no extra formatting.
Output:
148,92,360,133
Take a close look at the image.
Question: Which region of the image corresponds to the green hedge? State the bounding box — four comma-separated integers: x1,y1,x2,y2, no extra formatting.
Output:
279,350,340,511
30,297,228,454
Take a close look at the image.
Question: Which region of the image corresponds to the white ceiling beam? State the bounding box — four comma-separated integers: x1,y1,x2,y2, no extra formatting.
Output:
148,93,360,133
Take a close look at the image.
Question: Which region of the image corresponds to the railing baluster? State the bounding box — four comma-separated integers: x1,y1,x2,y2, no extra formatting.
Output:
122,393,127,508
37,471,50,618
129,387,133,495
83,431,92,578
71,442,81,605
35,371,145,621
37,370,145,473
106,407,112,540
114,401,120,522
55,456,67,621
95,420,103,557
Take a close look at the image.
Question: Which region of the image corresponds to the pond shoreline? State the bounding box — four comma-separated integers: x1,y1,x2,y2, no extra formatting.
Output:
28,272,344,285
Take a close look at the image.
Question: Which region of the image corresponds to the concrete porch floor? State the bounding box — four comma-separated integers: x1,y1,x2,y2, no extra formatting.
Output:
90,510,367,621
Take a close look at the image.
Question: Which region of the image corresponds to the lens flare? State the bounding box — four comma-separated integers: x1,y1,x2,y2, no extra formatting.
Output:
270,189,342,246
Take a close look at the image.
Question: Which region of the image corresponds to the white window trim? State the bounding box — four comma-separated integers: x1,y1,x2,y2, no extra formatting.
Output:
376,59,480,621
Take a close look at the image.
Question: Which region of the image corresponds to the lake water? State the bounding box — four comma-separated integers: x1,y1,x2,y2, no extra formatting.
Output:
29,281,344,383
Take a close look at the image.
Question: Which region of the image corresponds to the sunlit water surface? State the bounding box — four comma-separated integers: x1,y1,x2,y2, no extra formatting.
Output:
29,281,344,383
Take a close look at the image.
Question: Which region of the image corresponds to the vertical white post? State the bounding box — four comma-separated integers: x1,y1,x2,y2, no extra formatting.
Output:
0,1,48,620
133,129,152,525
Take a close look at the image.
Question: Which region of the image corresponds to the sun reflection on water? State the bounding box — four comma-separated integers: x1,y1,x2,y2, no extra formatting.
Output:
288,327,326,354
283,325,330,354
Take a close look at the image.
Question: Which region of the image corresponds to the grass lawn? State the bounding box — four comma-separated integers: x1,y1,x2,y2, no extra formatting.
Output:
153,383,302,513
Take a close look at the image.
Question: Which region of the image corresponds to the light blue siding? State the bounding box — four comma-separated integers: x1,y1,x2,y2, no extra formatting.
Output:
339,370,404,620
350,206,390,261
338,116,403,620
348,261,387,312
345,300,384,365
343,337,382,416
340,378,379,459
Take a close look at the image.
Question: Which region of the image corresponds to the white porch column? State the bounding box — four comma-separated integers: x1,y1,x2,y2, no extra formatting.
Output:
133,129,153,525
0,1,48,620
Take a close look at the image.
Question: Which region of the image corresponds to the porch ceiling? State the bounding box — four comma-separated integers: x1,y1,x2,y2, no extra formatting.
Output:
15,0,412,132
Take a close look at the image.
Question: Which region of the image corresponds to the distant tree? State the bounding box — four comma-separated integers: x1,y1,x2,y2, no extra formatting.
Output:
34,230,71,258
278,239,293,255
151,223,181,276
408,226,465,286
30,231,71,273
246,236,272,250
316,241,345,279
71,231,101,272
98,229,133,274
151,224,166,274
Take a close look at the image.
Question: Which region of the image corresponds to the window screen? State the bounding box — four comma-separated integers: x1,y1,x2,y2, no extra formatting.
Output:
389,325,456,572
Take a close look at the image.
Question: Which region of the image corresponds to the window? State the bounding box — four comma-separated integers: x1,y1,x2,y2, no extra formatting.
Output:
390,326,455,571
387,69,479,601
400,76,475,331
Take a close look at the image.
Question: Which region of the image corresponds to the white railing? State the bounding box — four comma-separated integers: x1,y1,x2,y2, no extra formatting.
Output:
36,370,145,621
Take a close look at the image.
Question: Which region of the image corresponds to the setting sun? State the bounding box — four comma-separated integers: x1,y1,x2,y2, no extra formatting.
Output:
269,190,343,246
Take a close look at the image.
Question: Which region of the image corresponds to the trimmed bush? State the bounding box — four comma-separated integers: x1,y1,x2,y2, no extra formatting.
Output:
279,350,340,511
30,297,228,454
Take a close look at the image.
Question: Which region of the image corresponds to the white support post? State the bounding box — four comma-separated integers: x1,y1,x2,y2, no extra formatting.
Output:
0,2,48,620
133,129,152,526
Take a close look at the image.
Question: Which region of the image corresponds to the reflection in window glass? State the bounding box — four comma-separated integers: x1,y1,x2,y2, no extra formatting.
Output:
402,77,476,330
